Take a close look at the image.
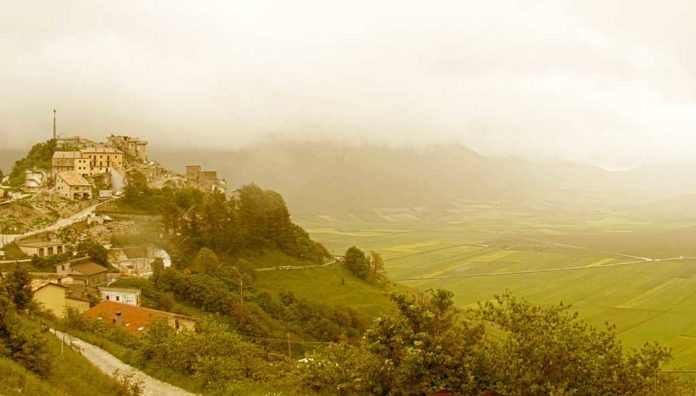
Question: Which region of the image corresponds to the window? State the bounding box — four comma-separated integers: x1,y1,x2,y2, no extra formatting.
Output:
116,296,120,301
106,295,110,300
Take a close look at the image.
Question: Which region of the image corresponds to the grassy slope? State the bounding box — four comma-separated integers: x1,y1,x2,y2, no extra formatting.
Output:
1,321,127,395
300,214,696,370
254,264,395,320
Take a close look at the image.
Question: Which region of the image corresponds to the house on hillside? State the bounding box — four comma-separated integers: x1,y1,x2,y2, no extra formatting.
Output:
56,257,108,287
52,151,84,177
31,280,90,318
16,238,67,257
24,169,48,193
56,171,93,200
109,245,172,276
85,301,196,334
80,147,123,174
98,287,141,306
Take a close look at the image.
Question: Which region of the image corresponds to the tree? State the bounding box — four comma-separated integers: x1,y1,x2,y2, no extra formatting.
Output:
298,289,674,395
8,139,56,187
76,240,109,266
190,248,221,273
124,170,150,204
364,289,485,395
4,267,32,311
369,251,387,285
475,291,672,395
343,247,370,281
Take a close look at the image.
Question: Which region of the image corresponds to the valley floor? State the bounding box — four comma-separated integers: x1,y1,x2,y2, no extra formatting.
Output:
300,212,696,369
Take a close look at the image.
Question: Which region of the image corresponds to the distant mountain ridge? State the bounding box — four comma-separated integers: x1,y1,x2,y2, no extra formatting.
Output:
151,141,695,218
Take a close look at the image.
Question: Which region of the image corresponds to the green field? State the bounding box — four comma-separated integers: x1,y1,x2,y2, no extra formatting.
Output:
298,212,696,369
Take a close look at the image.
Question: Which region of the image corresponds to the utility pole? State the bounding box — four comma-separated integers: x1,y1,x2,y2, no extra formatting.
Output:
239,278,243,306
53,109,57,140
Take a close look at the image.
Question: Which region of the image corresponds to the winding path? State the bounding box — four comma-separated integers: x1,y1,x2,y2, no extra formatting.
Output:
50,329,193,396
0,198,119,249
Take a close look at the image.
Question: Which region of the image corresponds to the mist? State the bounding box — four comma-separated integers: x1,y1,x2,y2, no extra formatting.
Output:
2,1,696,169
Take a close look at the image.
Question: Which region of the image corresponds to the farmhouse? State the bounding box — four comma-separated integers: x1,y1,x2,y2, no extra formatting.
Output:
56,257,108,286
31,280,90,318
15,238,66,257
98,287,141,306
56,171,93,200
85,301,196,334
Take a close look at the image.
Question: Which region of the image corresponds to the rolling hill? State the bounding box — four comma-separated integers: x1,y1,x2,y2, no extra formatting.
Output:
152,141,688,220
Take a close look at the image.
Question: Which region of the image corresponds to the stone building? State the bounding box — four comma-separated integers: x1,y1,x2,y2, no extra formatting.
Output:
52,151,84,177
16,238,66,257
56,257,109,287
80,147,123,174
32,281,90,318
185,165,226,192
98,287,141,306
56,171,93,200
107,135,148,161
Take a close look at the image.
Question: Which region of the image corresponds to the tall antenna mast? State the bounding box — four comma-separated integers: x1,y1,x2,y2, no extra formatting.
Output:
53,109,57,140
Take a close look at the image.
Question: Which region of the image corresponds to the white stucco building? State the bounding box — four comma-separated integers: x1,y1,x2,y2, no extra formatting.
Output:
98,287,141,306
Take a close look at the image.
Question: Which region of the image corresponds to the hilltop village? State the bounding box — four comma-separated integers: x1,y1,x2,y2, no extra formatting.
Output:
0,134,226,332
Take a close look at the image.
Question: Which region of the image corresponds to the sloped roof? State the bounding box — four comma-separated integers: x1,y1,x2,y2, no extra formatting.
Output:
57,171,92,187
30,279,64,292
98,287,140,294
53,151,83,159
16,239,64,248
71,261,108,275
85,301,194,334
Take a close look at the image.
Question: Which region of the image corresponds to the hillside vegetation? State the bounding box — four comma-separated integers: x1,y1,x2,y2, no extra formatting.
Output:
7,139,57,186
0,268,137,395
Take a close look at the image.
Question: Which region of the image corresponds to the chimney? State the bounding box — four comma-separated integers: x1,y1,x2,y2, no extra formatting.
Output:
115,311,122,324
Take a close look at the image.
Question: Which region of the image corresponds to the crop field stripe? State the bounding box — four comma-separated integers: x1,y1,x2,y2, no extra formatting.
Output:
391,259,696,281
513,236,654,260
386,243,483,261
617,278,689,309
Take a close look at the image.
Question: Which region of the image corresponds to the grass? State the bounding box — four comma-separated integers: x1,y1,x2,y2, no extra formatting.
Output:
297,212,696,370
56,324,205,394
254,264,397,319
0,316,129,396
247,250,323,268
1,242,29,260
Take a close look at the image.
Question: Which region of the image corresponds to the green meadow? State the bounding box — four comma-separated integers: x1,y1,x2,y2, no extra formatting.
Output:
298,212,696,369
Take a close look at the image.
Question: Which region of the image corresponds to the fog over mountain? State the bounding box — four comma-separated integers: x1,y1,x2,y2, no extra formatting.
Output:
151,141,696,218
3,1,696,169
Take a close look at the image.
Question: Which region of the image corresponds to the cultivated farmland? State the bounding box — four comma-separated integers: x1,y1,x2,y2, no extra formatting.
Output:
299,211,696,369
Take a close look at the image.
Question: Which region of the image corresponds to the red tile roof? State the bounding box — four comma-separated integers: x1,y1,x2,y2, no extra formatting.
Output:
85,301,194,334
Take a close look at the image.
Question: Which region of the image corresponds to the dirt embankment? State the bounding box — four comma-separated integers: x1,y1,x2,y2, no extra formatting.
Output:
0,192,92,233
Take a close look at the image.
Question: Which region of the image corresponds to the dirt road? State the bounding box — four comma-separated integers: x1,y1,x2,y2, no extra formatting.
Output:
0,198,119,249
51,329,193,396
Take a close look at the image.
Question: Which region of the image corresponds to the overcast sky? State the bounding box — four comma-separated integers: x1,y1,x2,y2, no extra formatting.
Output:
2,1,696,169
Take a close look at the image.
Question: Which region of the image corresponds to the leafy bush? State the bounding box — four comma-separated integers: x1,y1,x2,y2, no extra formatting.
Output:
298,289,673,396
